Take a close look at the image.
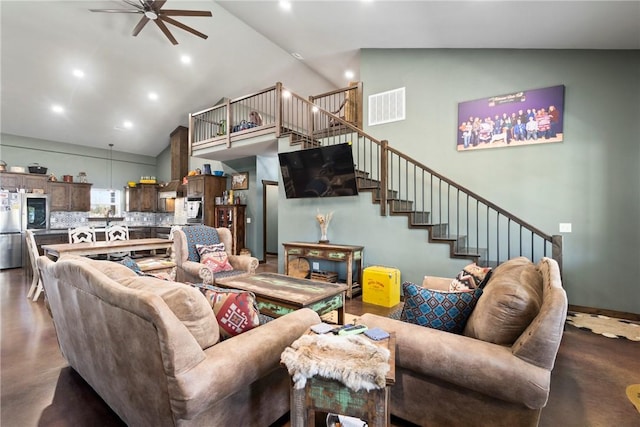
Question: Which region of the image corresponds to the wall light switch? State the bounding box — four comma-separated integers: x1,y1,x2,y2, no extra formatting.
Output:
559,223,572,233
246,217,251,224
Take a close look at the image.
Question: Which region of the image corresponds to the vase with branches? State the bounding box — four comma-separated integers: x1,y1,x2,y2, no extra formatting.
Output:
316,211,334,243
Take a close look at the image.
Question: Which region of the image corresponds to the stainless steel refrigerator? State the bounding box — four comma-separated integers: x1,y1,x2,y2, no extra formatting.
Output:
0,192,23,269
0,192,50,269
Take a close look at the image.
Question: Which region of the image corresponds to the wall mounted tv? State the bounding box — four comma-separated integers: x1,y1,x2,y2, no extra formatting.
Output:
278,143,359,199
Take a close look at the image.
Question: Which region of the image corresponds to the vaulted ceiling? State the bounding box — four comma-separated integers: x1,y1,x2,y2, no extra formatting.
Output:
2,1,638,157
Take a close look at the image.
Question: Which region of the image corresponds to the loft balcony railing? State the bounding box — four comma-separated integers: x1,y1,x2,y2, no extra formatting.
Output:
189,82,562,269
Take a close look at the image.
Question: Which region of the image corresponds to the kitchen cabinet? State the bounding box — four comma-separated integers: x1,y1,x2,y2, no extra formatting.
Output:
187,175,226,227
125,184,158,212
0,172,47,192
215,205,246,255
47,182,92,212
186,175,226,198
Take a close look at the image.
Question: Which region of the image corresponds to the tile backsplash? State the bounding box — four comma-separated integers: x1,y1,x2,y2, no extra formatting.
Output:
50,212,175,229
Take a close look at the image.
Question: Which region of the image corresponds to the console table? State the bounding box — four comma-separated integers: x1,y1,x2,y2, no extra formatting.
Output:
282,242,364,298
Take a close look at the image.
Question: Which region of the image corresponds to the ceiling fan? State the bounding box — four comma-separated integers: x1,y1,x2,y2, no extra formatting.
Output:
90,0,212,45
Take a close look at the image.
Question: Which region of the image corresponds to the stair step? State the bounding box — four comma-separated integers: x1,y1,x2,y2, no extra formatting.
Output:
357,177,380,188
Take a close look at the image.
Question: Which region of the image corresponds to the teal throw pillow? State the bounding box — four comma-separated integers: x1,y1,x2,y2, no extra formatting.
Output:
400,282,483,334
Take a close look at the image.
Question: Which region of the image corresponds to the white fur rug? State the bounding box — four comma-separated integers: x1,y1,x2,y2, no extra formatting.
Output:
281,333,390,391
566,312,640,341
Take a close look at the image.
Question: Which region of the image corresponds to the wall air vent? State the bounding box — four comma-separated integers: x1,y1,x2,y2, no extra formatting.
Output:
368,87,405,126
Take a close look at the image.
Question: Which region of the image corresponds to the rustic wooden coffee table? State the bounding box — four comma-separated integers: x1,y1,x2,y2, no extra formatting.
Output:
215,272,347,324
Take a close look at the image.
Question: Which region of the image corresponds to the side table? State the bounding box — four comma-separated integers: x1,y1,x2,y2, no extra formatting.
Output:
289,331,396,427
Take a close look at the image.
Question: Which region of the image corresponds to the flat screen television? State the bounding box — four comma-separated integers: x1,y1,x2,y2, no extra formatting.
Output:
278,143,359,199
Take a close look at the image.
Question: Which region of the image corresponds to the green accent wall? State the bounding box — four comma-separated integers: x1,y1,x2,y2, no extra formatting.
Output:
357,48,640,314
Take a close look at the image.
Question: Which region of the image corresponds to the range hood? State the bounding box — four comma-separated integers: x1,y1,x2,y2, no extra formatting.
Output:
158,125,189,199
158,180,183,199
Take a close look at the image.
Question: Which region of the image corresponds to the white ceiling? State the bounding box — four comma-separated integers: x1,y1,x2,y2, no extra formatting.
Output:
2,1,639,158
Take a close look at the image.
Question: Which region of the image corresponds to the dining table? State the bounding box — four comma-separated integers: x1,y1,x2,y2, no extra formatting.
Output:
42,238,173,260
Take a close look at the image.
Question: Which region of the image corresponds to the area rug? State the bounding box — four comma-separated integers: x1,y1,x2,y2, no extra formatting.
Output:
566,312,640,341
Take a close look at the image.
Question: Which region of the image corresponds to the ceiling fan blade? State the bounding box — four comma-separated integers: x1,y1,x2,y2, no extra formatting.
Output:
150,0,167,11
154,19,178,45
132,16,150,36
159,10,212,17
122,0,144,9
89,9,142,13
160,16,208,40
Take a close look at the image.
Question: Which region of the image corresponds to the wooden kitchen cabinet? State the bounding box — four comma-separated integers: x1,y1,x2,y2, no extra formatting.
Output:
125,184,158,212
0,172,47,192
186,175,226,198
187,175,226,227
47,182,92,211
214,205,246,255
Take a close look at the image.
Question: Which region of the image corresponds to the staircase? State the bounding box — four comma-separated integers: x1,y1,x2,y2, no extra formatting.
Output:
189,82,563,271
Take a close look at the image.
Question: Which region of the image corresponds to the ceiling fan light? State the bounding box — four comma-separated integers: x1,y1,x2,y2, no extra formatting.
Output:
144,10,158,20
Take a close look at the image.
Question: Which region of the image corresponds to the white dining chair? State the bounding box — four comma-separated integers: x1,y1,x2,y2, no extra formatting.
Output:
25,230,44,302
105,224,130,260
68,226,96,244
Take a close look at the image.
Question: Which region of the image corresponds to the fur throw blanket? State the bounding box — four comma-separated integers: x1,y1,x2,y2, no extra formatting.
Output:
280,333,390,391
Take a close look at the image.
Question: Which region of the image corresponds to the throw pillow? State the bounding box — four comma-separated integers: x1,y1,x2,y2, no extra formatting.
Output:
400,281,483,334
463,257,543,345
196,243,233,273
449,263,492,291
192,283,260,339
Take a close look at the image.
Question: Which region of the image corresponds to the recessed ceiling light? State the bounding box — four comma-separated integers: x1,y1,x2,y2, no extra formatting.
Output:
291,52,304,60
123,121,133,129
312,106,319,113
51,105,64,114
345,70,355,79
279,1,292,11
181,55,192,64
72,69,85,78
282,90,291,98
148,92,158,101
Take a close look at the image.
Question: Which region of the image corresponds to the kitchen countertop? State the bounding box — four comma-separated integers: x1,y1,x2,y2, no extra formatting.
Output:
32,225,183,235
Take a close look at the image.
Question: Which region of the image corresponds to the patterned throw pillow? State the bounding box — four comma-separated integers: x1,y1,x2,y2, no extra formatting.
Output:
400,282,483,334
196,243,234,273
449,263,492,291
192,283,260,339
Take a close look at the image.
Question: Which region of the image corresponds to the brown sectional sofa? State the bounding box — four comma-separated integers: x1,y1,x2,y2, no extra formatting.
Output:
358,257,567,427
38,255,321,426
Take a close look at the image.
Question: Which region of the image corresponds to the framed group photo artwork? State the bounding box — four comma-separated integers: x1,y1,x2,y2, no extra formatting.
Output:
457,85,565,151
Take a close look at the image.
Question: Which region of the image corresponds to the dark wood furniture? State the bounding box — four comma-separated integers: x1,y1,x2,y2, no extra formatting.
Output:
186,175,226,227
214,204,246,255
216,272,346,324
0,171,48,192
282,242,364,298
290,330,396,427
125,183,158,212
47,181,92,212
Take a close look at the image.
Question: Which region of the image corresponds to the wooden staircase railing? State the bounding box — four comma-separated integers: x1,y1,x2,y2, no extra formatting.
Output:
189,82,563,270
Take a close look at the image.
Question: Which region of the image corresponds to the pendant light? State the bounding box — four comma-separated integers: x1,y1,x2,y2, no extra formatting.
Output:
109,143,114,193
